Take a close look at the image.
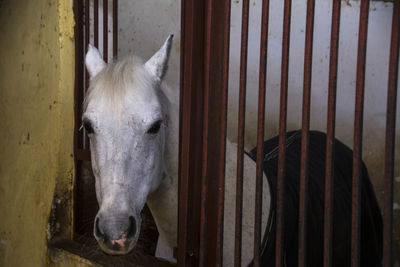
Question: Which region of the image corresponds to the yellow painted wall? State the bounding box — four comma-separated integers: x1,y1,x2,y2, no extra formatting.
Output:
0,0,76,266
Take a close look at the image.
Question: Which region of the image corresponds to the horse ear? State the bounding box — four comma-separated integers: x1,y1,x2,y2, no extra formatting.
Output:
145,34,173,81
85,44,106,78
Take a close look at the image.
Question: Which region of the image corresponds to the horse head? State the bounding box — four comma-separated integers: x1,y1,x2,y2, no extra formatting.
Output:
83,35,173,255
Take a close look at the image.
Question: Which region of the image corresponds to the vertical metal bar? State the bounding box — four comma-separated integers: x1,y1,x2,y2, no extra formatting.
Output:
177,0,189,264
199,0,231,265
352,1,370,266
324,1,341,267
199,0,213,263
103,0,108,62
383,1,400,266
84,0,90,149
275,0,292,266
85,0,90,55
178,0,205,266
113,0,118,58
234,0,250,266
94,0,99,48
298,0,315,266
178,0,189,264
253,0,270,266
73,0,84,238
220,1,231,264
73,0,84,150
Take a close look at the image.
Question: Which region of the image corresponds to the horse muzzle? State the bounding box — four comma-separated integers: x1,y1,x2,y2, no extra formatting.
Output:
94,213,141,255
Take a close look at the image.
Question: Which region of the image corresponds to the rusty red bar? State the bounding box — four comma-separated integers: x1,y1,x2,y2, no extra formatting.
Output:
275,0,292,266
253,0,270,266
178,0,204,265
199,0,231,265
298,0,315,266
351,0,370,266
113,0,118,58
94,0,99,48
324,1,341,266
199,0,213,263
103,0,108,62
383,1,400,266
234,0,250,266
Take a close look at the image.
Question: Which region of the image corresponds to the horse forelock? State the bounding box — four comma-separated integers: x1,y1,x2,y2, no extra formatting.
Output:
84,55,157,114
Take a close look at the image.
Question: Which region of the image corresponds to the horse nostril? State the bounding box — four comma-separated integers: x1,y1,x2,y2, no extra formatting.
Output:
95,217,104,239
126,216,136,239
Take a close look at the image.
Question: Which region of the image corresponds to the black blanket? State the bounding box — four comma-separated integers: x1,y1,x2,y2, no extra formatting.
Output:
248,131,382,267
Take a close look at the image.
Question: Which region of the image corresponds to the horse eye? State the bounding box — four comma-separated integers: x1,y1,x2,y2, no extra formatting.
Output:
147,120,162,134
83,120,94,134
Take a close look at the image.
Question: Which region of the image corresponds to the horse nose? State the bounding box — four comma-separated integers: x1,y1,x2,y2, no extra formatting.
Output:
125,216,137,239
94,215,137,240
94,216,105,239
94,214,138,254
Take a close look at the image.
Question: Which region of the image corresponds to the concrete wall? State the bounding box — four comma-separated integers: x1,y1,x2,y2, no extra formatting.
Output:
117,0,400,264
0,0,75,266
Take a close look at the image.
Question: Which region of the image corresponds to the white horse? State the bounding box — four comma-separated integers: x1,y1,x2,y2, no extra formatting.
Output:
83,35,270,266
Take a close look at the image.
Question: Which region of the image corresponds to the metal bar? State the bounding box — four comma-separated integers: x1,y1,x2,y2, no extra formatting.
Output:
74,0,84,151
178,0,205,265
177,0,189,264
199,0,213,263
351,0,370,266
113,0,118,58
383,1,400,266
103,0,108,62
218,0,231,264
298,0,315,266
94,0,99,48
234,0,250,266
275,0,292,266
253,0,270,266
84,0,90,149
73,0,84,238
323,1,341,266
199,0,231,265
85,0,89,54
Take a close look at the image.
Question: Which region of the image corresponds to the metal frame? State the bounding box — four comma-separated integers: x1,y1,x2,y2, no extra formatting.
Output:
178,1,231,266
178,0,399,266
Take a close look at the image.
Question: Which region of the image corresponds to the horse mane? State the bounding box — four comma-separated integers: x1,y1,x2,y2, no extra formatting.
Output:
83,55,156,112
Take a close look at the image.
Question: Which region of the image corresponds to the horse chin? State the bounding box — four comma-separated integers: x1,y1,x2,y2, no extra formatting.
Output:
97,239,137,255
96,233,139,256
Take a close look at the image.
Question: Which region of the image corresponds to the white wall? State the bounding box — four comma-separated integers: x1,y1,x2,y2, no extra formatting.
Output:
117,0,400,263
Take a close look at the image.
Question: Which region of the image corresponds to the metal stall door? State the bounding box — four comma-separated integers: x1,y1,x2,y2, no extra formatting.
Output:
178,0,400,267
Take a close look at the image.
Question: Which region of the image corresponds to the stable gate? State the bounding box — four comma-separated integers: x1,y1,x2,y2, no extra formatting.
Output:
177,1,399,267
73,0,400,266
